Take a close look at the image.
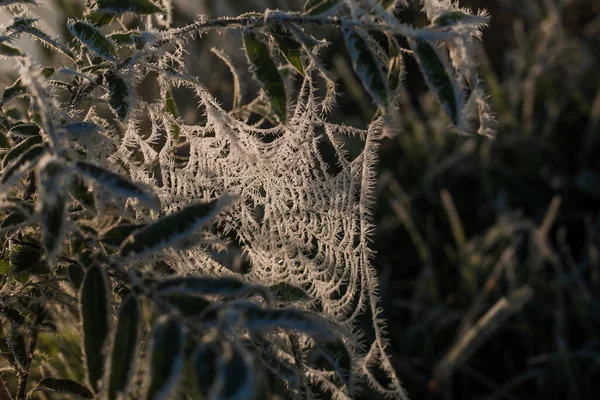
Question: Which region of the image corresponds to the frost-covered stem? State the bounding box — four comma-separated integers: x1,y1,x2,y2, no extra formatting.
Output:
68,12,417,109
170,12,413,39
15,310,45,400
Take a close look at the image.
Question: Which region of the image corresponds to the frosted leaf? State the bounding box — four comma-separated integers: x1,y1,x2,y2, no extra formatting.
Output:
67,20,118,61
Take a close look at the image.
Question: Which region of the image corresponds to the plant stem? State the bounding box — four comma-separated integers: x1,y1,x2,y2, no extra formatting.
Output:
15,311,45,400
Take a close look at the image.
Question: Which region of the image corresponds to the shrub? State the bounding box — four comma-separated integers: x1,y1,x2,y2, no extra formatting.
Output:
0,0,492,398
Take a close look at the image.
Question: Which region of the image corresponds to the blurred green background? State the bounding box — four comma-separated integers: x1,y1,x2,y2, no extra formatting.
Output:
2,0,599,398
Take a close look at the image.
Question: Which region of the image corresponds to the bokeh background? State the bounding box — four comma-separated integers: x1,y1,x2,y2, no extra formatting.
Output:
2,0,599,398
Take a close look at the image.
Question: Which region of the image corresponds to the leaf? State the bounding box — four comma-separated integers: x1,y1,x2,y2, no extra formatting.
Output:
192,344,217,398
194,342,254,400
30,377,94,399
63,121,104,136
2,78,27,103
1,202,33,230
2,135,42,168
409,38,460,125
0,131,10,148
97,0,163,15
7,18,75,59
303,0,340,15
120,199,222,257
75,160,158,208
576,169,600,199
79,264,111,392
0,42,21,56
433,10,473,27
8,237,45,274
377,0,395,10
101,223,145,247
0,144,45,189
268,282,310,302
37,156,66,264
270,26,305,76
107,295,141,400
106,74,131,121
0,307,25,325
386,34,404,95
67,19,117,61
232,304,336,339
154,276,260,297
0,0,36,6
8,123,41,138
8,331,28,370
243,30,287,122
164,87,180,139
145,317,185,400
158,293,211,317
68,263,85,289
342,24,388,108
309,339,352,385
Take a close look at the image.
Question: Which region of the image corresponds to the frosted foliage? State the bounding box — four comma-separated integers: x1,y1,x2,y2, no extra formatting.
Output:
109,66,406,396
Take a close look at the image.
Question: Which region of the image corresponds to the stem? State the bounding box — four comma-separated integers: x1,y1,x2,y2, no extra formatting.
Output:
67,12,420,109
15,311,45,400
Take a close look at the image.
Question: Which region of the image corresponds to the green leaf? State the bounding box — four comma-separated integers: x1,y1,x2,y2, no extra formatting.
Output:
68,263,85,289
194,342,255,400
75,160,158,208
309,339,352,385
2,78,27,103
101,223,145,247
37,157,67,265
106,74,131,121
303,0,340,15
270,26,305,76
9,237,45,274
386,34,404,94
145,317,185,400
70,175,96,209
268,282,310,302
1,202,33,230
107,295,141,400
192,344,217,398
0,0,37,7
164,87,180,139
97,0,163,15
120,199,221,257
80,264,111,392
8,330,28,371
2,135,42,168
576,169,600,199
8,123,41,138
0,42,21,56
158,293,211,317
63,121,104,136
244,304,337,339
0,307,25,325
409,38,460,125
155,276,258,297
30,377,94,399
194,342,254,400
0,131,11,148
377,0,395,10
0,144,45,188
68,19,117,61
342,24,388,108
8,18,75,59
243,30,287,122
433,10,473,27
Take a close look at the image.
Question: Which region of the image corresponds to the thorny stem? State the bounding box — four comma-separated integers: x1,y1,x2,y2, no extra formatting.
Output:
15,310,45,400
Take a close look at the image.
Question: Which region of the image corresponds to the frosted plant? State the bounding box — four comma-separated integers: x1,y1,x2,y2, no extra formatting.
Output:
0,0,493,399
